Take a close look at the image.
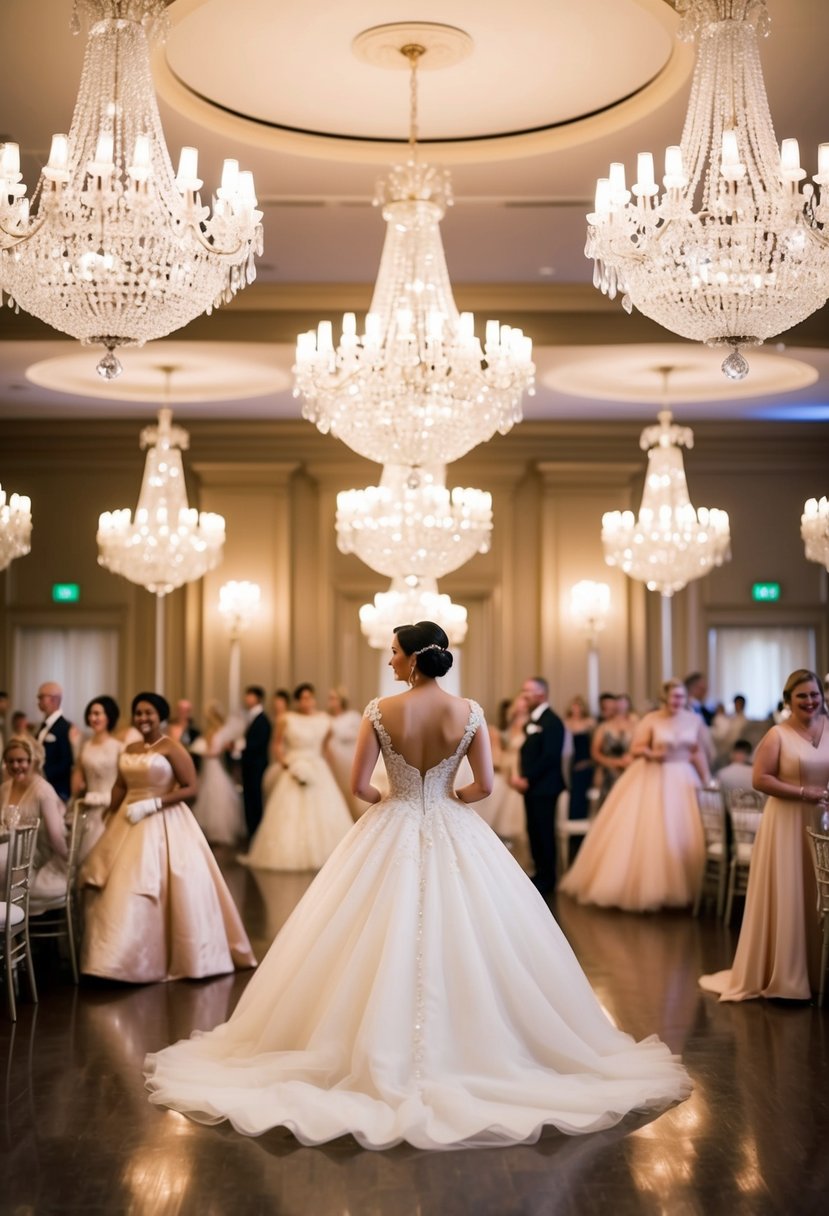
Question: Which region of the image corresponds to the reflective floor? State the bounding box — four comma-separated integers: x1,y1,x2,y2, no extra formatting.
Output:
3,847,828,1215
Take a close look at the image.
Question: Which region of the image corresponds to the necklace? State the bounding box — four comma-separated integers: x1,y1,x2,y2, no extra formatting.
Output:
789,718,824,749
143,734,167,751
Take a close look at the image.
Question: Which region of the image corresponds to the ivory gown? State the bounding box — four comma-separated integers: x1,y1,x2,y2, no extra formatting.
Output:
559,712,705,912
80,751,255,983
144,698,690,1150
700,724,829,1001
76,735,123,858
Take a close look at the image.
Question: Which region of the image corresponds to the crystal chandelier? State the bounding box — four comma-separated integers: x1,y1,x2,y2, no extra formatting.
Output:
586,0,829,380
801,496,829,572
602,407,730,596
294,34,534,466
337,464,492,580
0,0,262,379
97,401,225,596
359,576,468,649
0,483,32,572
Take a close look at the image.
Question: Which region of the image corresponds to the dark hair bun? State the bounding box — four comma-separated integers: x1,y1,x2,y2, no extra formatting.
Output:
131,691,170,722
394,620,453,679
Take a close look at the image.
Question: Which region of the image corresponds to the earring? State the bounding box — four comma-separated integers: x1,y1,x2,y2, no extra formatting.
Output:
408,663,416,687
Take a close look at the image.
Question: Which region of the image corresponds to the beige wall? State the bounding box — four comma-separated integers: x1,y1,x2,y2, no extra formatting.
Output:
1,418,827,726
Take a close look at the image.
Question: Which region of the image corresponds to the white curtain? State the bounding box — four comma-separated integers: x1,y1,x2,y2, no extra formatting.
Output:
12,628,119,727
708,626,817,718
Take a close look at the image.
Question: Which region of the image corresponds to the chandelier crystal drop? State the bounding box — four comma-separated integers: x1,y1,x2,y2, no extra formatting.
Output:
97,406,225,595
586,0,829,379
336,464,492,580
294,42,534,466
0,483,32,572
359,576,468,649
801,496,829,572
602,410,730,596
0,0,262,379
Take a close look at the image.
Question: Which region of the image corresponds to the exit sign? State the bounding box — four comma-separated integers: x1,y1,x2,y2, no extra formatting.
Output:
752,582,780,602
52,583,80,603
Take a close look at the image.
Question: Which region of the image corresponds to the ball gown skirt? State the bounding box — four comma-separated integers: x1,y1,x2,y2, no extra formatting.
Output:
80,752,256,983
192,755,246,846
327,709,365,819
700,725,829,1001
559,755,705,912
144,699,690,1150
241,712,354,871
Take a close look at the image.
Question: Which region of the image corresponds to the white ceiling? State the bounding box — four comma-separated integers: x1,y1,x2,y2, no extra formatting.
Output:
1,0,828,424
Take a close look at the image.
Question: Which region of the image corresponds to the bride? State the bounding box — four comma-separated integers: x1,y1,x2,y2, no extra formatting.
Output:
144,623,690,1150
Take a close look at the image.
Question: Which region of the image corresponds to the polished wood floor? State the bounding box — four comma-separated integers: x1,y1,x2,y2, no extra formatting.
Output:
3,847,828,1216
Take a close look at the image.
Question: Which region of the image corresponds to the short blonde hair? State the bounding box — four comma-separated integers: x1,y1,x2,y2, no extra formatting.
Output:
660,678,685,703
3,733,44,773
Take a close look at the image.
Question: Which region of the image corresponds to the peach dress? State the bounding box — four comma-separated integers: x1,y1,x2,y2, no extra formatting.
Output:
700,724,829,1001
80,751,255,983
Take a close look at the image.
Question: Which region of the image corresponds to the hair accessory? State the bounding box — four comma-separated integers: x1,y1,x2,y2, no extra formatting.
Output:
414,643,446,656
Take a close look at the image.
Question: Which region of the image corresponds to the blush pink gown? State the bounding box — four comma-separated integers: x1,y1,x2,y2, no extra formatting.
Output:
80,751,255,983
700,724,829,1001
559,712,705,912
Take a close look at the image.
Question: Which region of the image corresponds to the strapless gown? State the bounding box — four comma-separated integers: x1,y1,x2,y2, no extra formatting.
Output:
144,698,689,1150
559,713,704,912
80,751,255,983
77,736,123,859
700,724,829,1000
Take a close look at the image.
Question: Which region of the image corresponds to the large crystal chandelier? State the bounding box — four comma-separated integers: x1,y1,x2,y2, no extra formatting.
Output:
97,402,225,595
0,0,262,379
0,484,32,572
337,465,492,580
602,408,730,596
359,577,468,649
801,497,829,572
586,0,829,380
294,32,534,466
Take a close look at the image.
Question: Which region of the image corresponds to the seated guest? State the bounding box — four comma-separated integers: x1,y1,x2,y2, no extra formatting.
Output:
0,735,68,913
716,740,756,795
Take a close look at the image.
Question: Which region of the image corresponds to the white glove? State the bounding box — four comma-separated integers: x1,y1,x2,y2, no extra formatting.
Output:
126,797,162,824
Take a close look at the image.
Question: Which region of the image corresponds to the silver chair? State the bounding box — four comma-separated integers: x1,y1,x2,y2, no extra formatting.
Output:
694,787,728,918
555,791,590,876
806,828,829,1007
29,803,87,984
724,789,764,925
1,823,39,1021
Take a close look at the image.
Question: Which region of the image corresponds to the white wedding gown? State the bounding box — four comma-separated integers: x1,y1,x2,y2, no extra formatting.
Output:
144,698,690,1150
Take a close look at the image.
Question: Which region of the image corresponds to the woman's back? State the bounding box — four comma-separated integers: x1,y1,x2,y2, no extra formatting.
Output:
377,690,475,777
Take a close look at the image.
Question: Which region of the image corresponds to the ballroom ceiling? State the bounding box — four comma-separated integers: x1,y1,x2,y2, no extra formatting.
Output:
1,0,828,424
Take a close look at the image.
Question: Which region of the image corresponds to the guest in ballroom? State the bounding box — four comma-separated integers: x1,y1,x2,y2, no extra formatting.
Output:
474,694,530,847
168,698,202,771
684,671,714,725
71,695,124,859
240,682,353,871
326,685,365,819
715,739,756,797
700,669,829,1001
262,688,290,799
590,692,638,806
0,735,68,913
0,690,8,752
80,691,255,983
560,678,709,912
191,701,245,846
35,681,78,803
510,677,567,894
10,710,32,737
563,695,595,821
240,684,271,839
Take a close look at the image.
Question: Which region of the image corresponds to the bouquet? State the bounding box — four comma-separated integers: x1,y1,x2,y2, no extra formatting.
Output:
288,758,315,787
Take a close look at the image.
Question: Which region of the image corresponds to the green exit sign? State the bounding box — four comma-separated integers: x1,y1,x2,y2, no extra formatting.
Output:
752,582,780,602
52,583,80,603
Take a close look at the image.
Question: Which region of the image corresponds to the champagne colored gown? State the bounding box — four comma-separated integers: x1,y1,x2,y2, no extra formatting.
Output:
144,698,689,1150
700,724,829,1001
80,750,255,983
77,735,123,859
560,712,705,912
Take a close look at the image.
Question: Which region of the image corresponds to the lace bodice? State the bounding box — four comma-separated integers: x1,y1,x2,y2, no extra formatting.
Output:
120,751,177,802
283,712,331,760
365,697,484,805
649,712,701,763
80,737,123,795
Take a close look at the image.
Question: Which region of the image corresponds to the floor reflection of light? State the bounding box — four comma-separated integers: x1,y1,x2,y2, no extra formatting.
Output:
628,1089,708,1199
123,1117,194,1215
735,1137,763,1195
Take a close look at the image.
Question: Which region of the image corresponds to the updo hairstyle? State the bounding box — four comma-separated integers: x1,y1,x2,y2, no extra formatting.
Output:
394,621,453,679
782,668,824,707
85,694,119,732
131,691,171,722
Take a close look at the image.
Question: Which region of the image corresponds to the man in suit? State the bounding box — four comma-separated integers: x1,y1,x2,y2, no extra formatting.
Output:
35,681,76,803
241,684,271,839
510,676,567,894
684,672,714,725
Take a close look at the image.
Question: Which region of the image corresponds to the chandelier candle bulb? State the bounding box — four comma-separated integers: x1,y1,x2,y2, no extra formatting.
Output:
663,145,687,189
801,495,829,572
780,138,805,182
45,134,70,178
128,134,152,182
634,153,657,197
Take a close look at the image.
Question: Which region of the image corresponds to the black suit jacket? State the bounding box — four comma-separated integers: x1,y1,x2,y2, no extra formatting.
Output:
242,711,271,774
520,707,566,798
41,714,74,803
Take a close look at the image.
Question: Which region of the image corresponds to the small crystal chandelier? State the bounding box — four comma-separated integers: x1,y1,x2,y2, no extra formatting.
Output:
586,0,829,380
801,496,829,572
97,391,225,596
359,576,468,649
0,0,262,379
0,483,32,572
337,465,492,580
602,381,730,596
294,29,534,466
